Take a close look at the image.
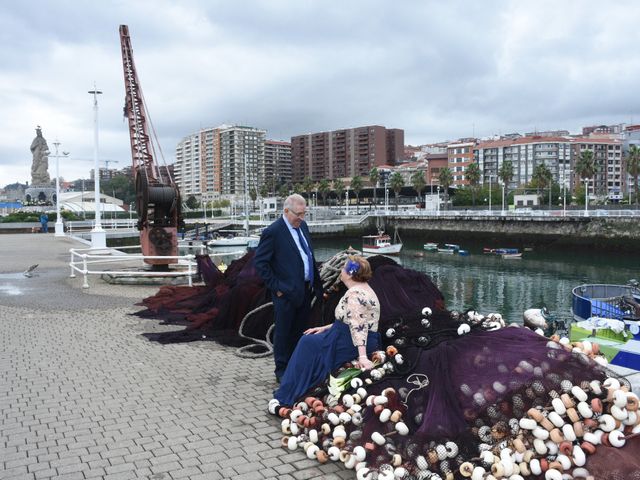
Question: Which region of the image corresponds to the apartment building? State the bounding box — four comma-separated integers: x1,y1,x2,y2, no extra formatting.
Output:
475,136,573,192
572,136,623,200
174,125,267,199
290,125,404,183
447,141,475,186
264,140,292,193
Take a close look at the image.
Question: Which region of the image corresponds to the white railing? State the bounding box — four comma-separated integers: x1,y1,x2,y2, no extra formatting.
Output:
69,244,244,289
67,219,137,235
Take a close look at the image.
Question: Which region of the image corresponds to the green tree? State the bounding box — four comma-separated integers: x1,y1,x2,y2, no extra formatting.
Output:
575,150,596,208
438,167,453,210
389,172,404,209
103,174,136,205
411,170,426,203
531,163,553,208
277,184,289,199
302,176,314,203
259,183,270,198
465,162,481,206
369,167,380,207
318,179,331,206
350,176,363,213
333,179,345,209
293,183,303,195
625,145,640,207
248,186,258,210
185,195,199,210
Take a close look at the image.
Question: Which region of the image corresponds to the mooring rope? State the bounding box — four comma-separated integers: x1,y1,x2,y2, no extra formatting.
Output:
234,247,362,358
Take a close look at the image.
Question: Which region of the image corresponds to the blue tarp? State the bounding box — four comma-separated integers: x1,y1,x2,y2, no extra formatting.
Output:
0,202,22,208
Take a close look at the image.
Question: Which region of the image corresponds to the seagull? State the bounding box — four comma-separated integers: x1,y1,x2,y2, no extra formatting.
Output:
23,264,39,277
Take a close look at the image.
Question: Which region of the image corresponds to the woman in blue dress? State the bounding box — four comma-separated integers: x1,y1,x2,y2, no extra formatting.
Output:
272,255,381,406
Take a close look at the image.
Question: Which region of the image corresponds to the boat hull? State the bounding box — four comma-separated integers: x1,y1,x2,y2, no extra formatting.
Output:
363,244,403,255
208,236,259,247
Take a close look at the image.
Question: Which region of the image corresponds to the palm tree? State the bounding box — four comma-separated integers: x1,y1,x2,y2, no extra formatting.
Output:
411,170,426,205
531,163,553,208
318,179,331,206
350,176,363,213
465,162,481,206
625,145,640,207
259,183,269,198
389,172,404,210
438,167,453,210
302,176,314,204
575,150,596,210
369,167,380,208
333,179,345,211
498,160,514,209
277,184,289,199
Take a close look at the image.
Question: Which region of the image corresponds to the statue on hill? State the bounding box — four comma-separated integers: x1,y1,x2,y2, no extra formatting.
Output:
30,126,50,185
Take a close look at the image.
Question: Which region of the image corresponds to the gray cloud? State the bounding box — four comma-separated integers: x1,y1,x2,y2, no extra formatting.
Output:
1,0,639,185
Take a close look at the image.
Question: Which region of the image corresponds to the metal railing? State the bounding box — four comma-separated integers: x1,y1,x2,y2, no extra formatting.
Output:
69,244,244,289
67,219,138,235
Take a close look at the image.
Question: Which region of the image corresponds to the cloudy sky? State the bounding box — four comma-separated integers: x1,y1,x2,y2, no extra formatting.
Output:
1,0,639,185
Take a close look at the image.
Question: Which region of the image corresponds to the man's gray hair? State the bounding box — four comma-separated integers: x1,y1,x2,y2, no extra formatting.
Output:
283,194,306,211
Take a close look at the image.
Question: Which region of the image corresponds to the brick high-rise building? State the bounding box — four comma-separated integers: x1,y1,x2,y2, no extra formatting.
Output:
291,125,404,183
264,140,292,193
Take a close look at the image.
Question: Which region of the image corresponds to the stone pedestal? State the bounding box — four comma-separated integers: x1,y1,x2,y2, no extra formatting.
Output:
25,186,55,205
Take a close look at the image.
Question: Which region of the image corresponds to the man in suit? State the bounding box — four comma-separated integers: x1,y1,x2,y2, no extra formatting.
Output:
254,194,322,382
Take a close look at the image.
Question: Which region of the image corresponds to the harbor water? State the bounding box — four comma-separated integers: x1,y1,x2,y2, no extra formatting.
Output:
313,236,640,326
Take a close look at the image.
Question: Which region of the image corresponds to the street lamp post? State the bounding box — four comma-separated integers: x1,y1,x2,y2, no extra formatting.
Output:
384,181,389,214
345,187,349,216
52,140,68,237
584,178,589,216
488,175,492,213
88,85,106,249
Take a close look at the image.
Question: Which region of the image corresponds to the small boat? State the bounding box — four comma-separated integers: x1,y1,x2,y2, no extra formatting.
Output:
570,283,640,370
208,230,260,247
483,247,520,255
423,242,438,252
502,253,522,259
362,230,403,255
437,244,469,256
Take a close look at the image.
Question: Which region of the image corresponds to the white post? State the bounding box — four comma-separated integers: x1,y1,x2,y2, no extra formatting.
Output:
585,178,589,215
489,175,492,213
501,182,505,215
384,181,389,214
53,140,65,236
437,186,441,215
562,170,566,217
345,187,349,216
88,85,106,249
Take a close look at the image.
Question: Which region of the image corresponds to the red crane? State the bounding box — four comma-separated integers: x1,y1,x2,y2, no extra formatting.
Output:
119,25,183,267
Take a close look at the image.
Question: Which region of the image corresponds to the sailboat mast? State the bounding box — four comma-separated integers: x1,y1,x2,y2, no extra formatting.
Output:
243,153,249,236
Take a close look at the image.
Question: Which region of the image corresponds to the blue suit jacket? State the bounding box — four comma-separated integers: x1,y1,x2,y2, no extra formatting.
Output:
254,217,322,307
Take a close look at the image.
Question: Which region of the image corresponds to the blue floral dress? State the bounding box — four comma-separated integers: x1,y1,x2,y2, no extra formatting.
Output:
274,284,381,406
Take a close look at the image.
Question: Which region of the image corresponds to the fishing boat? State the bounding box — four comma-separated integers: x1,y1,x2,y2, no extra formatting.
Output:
570,283,640,370
208,230,260,247
423,242,438,252
437,244,469,256
362,230,402,255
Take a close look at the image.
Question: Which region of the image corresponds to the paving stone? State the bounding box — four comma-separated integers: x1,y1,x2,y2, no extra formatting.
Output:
0,235,350,480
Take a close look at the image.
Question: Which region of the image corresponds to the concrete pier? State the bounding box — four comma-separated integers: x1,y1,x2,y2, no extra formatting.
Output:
0,234,345,479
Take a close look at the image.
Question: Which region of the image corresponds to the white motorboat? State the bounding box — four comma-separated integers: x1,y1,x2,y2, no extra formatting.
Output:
362,230,403,255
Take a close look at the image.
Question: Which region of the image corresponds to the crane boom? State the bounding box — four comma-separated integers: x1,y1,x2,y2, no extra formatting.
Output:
119,25,183,266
